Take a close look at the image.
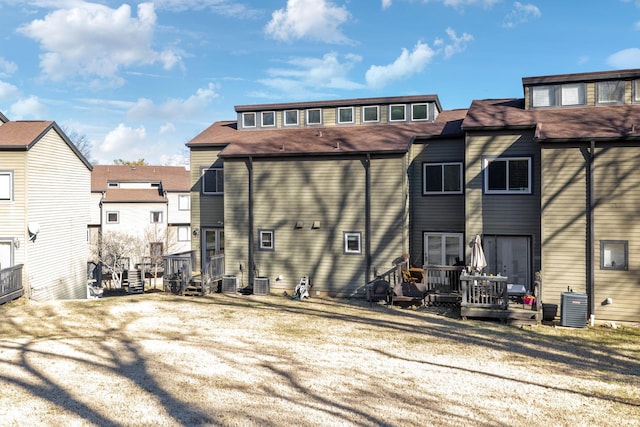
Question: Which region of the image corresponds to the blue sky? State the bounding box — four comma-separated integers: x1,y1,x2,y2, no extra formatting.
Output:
1,0,640,165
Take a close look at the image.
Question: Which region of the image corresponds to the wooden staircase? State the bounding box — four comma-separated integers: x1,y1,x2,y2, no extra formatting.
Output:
126,270,144,294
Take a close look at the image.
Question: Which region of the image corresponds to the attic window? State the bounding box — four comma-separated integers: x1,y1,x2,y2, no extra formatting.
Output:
362,105,379,123
284,110,299,126
412,103,428,121
337,107,354,124
389,104,406,121
634,80,640,103
532,84,585,107
261,111,275,127
597,81,625,104
307,109,322,125
242,112,256,128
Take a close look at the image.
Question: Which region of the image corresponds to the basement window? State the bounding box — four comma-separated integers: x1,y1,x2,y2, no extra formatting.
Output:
600,240,627,270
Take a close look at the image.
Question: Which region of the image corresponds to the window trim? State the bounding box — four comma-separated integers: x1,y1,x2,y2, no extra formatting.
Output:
596,81,625,105
201,167,224,195
258,229,275,251
177,226,190,242
150,211,163,224
178,194,190,211
411,103,429,121
634,80,640,103
106,211,119,224
306,108,322,125
0,170,13,202
423,162,463,195
362,105,379,123
337,106,355,124
389,104,406,122
242,112,256,128
600,240,628,270
423,232,464,266
531,83,586,108
483,156,532,194
343,231,362,255
261,111,275,127
284,110,299,126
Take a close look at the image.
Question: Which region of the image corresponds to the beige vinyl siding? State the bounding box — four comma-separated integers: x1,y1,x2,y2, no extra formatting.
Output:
221,159,248,280
26,129,91,300
369,154,408,277
0,152,27,267
592,144,640,322
409,139,465,266
190,147,225,269
541,144,588,307
466,130,541,276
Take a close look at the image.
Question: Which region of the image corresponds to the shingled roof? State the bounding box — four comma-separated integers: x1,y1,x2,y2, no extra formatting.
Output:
91,165,190,192
463,99,640,141
187,108,467,158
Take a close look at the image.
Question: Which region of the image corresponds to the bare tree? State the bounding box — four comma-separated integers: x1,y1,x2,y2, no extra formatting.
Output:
93,231,144,288
62,126,93,163
113,158,148,166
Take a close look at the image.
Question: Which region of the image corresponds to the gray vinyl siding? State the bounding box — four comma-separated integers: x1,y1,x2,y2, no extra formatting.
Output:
465,130,541,273
409,138,465,266
221,159,249,281
592,144,640,322
540,144,588,308
190,146,225,270
27,129,91,300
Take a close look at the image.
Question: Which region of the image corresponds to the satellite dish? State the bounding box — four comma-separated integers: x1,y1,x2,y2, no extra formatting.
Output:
28,222,40,240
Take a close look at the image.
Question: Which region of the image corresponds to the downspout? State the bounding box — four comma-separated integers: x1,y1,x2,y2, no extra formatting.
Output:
365,153,371,282
587,141,595,319
248,156,254,288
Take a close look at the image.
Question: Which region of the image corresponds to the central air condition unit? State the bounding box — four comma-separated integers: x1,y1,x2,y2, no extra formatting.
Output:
560,292,588,328
253,277,270,296
221,275,237,294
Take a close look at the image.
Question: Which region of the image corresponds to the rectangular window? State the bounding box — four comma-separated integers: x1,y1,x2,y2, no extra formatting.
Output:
483,157,531,194
343,232,362,254
412,103,428,121
597,81,625,104
600,240,628,270
337,106,354,124
0,171,13,202
242,112,256,128
424,233,463,266
634,80,640,103
178,194,190,211
423,163,463,194
362,105,379,123
389,104,406,121
284,110,298,126
202,168,224,195
151,211,163,223
532,84,585,107
307,108,322,125
261,111,275,127
259,229,274,251
177,226,190,242
561,83,585,106
106,211,119,224
532,86,553,107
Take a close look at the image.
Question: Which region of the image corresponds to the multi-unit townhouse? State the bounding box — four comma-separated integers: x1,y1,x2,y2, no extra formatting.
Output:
90,165,191,266
0,118,92,301
188,68,640,323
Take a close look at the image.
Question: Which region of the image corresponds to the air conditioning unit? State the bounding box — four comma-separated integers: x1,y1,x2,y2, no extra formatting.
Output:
253,277,270,296
221,275,237,294
560,292,588,328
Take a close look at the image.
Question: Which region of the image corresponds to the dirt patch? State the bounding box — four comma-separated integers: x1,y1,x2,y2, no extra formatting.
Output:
0,293,638,426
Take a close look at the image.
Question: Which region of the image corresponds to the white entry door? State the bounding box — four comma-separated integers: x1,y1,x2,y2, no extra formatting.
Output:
483,235,530,289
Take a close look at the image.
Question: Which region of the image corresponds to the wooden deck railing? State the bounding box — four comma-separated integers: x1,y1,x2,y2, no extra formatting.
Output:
163,251,194,294
0,264,24,305
423,265,465,293
460,274,508,309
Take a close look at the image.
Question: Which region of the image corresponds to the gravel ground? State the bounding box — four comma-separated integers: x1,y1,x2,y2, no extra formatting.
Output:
0,292,638,427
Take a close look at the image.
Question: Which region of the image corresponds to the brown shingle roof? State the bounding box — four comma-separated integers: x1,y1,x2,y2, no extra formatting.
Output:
188,109,467,158
0,120,54,149
463,99,640,141
100,188,167,203
91,165,190,192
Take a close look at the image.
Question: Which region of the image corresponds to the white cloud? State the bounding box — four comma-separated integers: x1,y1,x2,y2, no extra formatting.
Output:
159,152,189,167
443,27,473,58
127,83,219,121
17,2,183,84
443,0,500,8
365,41,435,89
98,123,146,155
0,57,18,77
160,122,176,134
153,0,260,17
259,52,364,97
382,0,392,9
503,2,541,28
0,80,21,102
9,95,49,119
607,48,640,68
265,0,352,44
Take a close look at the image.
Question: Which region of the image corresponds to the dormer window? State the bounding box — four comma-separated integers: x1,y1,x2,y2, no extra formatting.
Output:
284,110,299,126
634,80,640,103
337,107,354,124
597,81,625,104
261,111,275,127
412,103,428,121
531,83,585,107
390,104,406,121
307,108,322,125
242,112,256,128
362,105,379,123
